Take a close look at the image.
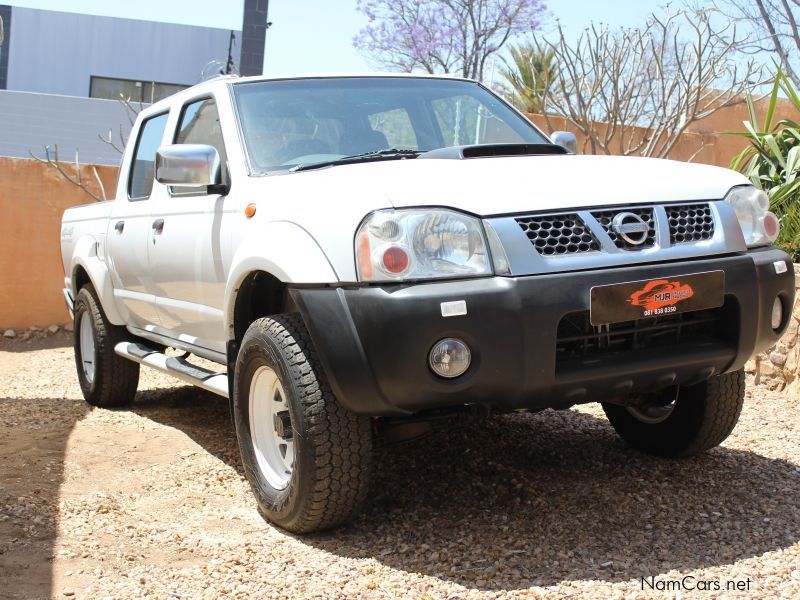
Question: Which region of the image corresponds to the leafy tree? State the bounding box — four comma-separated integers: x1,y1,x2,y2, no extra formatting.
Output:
499,44,555,113
729,70,800,259
353,0,547,81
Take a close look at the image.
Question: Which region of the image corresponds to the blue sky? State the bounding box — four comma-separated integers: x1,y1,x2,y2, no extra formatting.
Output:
8,0,666,76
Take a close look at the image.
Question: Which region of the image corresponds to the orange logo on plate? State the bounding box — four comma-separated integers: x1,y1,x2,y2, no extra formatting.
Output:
628,279,694,311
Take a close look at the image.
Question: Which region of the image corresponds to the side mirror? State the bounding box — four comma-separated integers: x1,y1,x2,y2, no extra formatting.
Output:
550,131,577,154
155,144,224,190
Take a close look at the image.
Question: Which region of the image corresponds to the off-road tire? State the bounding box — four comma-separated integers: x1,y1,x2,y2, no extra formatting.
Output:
73,285,139,407
233,314,372,533
602,369,745,457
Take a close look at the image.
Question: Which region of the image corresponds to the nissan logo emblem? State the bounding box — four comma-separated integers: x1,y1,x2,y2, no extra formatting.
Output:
611,212,649,245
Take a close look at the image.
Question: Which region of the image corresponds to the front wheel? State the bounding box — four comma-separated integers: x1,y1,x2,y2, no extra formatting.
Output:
233,314,372,533
602,369,745,457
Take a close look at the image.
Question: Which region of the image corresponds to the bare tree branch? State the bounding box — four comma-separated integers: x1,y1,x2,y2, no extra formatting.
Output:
27,96,140,203
524,7,761,158
28,145,105,202
717,0,800,87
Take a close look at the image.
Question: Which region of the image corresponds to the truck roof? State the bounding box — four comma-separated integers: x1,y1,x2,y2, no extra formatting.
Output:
143,72,477,113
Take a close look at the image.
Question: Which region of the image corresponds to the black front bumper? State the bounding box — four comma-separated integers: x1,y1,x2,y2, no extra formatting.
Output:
291,248,795,416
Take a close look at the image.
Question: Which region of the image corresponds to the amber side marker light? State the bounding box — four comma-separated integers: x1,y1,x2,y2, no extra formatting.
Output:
357,229,373,279
245,203,257,218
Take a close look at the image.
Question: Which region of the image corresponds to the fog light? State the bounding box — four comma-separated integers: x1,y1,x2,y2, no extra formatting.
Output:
772,296,783,330
429,338,471,378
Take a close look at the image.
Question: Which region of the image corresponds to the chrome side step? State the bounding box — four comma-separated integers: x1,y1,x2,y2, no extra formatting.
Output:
114,342,229,398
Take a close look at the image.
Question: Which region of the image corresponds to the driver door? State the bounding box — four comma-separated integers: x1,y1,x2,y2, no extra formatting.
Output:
147,96,234,355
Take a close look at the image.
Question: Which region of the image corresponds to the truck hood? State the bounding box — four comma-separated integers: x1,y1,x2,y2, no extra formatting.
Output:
318,154,749,216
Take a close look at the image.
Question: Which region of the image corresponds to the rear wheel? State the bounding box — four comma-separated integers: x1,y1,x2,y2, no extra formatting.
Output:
73,286,139,407
602,369,745,457
233,314,372,533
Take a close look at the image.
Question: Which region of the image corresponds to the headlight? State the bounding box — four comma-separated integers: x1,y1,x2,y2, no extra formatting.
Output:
725,185,780,247
356,209,492,281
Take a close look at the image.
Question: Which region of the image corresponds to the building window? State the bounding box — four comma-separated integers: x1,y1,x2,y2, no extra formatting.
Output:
90,76,187,103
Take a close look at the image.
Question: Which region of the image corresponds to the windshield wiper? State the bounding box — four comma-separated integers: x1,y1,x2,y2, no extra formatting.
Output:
290,148,422,172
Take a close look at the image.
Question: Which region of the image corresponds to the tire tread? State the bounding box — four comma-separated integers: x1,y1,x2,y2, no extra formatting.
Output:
75,285,139,408
240,314,371,533
602,369,745,457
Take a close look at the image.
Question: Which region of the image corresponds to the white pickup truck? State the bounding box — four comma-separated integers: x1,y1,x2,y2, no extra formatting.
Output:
61,74,795,533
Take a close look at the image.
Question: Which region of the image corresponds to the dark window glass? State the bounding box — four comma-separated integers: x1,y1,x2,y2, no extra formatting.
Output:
175,98,227,164
90,77,142,102
128,113,168,200
90,76,187,102
233,77,547,172
368,108,417,149
171,98,227,195
144,82,188,103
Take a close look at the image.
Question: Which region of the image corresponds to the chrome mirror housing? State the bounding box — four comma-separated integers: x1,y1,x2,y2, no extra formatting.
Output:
156,144,222,187
551,131,577,154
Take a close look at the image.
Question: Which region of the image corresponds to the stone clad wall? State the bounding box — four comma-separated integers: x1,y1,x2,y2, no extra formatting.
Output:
746,264,800,392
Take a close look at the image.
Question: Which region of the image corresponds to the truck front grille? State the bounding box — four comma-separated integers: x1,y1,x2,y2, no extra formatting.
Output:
555,299,737,369
667,203,715,244
516,213,600,256
591,207,657,250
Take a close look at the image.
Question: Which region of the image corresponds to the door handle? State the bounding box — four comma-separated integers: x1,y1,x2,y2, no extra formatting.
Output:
114,221,124,234
152,219,165,234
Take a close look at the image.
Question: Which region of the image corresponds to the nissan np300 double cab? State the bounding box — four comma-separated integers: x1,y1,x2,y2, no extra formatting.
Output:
60,74,795,533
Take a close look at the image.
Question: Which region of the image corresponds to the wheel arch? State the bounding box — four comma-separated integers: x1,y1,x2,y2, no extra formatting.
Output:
229,270,294,345
69,236,127,326
224,222,339,343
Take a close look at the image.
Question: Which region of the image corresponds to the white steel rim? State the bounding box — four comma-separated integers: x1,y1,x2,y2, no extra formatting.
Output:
626,399,677,424
79,313,96,383
249,365,294,490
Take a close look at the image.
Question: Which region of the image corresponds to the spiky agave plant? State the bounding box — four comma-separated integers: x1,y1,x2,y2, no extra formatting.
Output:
729,70,800,260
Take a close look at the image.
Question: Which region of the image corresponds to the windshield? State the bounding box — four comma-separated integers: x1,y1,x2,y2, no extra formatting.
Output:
232,77,549,173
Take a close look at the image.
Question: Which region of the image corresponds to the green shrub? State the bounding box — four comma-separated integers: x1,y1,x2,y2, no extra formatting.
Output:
729,70,800,261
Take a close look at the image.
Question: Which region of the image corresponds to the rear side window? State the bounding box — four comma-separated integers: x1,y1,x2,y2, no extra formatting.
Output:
128,113,169,200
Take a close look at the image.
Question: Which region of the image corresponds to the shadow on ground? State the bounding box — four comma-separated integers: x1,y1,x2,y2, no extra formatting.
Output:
0,396,90,599
133,389,800,592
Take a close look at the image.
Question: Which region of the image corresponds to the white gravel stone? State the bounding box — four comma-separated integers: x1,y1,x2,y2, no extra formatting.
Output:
0,338,798,599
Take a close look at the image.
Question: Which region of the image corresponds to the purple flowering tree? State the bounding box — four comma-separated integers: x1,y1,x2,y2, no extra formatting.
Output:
354,0,546,81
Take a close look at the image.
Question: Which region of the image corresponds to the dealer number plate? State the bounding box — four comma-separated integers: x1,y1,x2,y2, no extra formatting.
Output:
590,271,725,325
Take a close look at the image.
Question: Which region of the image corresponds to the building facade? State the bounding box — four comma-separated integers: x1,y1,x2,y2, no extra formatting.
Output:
0,4,266,164
0,6,241,100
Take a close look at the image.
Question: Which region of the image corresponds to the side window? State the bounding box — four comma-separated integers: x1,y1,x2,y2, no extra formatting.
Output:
172,98,227,195
368,108,417,149
128,113,169,200
175,97,227,165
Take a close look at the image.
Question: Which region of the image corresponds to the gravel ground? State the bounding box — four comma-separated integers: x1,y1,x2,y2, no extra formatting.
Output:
0,333,798,599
